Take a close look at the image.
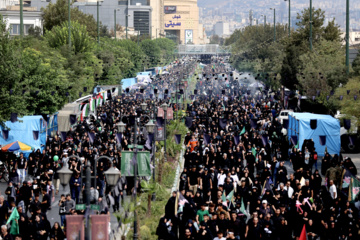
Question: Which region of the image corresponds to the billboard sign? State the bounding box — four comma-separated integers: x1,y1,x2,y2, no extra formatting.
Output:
164,6,177,14
185,30,193,44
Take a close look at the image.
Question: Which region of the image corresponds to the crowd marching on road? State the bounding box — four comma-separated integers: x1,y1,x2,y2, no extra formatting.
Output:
0,57,199,240
0,55,359,240
157,59,360,240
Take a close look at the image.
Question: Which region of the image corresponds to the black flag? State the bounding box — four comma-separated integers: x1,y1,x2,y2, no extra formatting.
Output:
60,131,67,141
2,130,9,140
175,134,181,144
69,115,77,125
291,136,298,146
203,134,211,145
219,118,227,129
10,113,18,123
344,119,351,130
185,117,193,128
310,119,317,130
319,136,326,146
282,119,289,129
33,131,39,140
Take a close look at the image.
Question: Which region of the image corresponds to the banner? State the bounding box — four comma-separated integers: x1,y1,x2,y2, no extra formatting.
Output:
167,107,174,120
158,107,164,118
91,215,109,240
121,151,135,176
155,127,165,141
137,151,151,176
164,6,177,14
66,215,84,240
120,151,151,177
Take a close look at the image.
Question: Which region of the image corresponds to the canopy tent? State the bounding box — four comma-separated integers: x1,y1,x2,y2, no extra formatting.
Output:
249,82,265,88
1,141,33,152
0,116,46,154
121,78,136,90
287,112,340,156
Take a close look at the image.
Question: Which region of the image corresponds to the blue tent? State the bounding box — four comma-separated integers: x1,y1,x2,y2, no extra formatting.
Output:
0,116,47,155
121,78,137,90
288,112,340,156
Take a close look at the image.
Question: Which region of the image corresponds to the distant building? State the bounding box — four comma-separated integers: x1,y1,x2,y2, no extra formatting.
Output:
341,31,360,46
213,22,230,37
30,0,152,37
151,0,207,44
0,1,42,36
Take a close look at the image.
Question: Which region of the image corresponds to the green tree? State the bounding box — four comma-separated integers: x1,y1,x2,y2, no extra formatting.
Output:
140,39,161,67
323,19,342,42
45,21,94,54
352,53,360,76
42,0,98,38
0,14,27,124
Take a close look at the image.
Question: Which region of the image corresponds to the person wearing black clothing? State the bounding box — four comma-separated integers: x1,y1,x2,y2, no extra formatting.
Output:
40,189,51,213
18,181,32,213
188,166,200,195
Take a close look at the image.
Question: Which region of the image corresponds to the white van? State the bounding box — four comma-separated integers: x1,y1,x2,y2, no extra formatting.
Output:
279,109,294,124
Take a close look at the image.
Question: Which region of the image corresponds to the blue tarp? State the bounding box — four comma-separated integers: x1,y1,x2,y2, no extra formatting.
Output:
288,113,340,156
136,72,152,76
121,78,137,90
0,116,47,154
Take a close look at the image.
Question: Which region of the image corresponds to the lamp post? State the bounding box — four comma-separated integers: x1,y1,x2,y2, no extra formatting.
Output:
161,103,168,162
346,0,350,74
270,8,276,42
20,0,23,37
309,0,313,51
97,0,100,44
126,14,130,39
117,105,153,240
284,0,291,37
114,9,120,40
58,155,120,240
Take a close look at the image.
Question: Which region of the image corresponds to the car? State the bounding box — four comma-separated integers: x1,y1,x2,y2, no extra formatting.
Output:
279,109,294,124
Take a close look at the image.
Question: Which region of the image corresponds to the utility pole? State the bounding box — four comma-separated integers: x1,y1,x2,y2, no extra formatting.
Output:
310,0,313,51
346,0,350,74
20,0,23,37
270,8,276,42
68,0,71,48
97,0,100,44
114,9,117,40
285,0,291,37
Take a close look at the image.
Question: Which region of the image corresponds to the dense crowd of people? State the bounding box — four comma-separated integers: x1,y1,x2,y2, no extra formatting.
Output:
0,58,198,240
0,56,359,240
157,62,360,240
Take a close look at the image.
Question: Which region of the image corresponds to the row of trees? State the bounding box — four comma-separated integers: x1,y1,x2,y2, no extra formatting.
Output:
227,7,360,119
0,0,176,124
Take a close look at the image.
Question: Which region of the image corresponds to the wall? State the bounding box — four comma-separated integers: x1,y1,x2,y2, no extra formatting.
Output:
163,0,200,44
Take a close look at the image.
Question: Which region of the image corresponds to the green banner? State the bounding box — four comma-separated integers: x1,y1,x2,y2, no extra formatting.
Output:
137,152,151,177
121,151,151,177
121,151,135,176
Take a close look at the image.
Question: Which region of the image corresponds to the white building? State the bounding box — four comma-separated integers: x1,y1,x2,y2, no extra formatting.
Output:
0,1,43,36
341,31,360,46
0,9,43,36
213,22,230,37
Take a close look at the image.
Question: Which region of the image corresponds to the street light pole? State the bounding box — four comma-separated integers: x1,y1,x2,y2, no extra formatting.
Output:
133,116,138,240
114,9,117,40
285,0,291,37
97,0,100,44
346,0,350,74
310,0,313,51
68,0,71,48
270,8,276,42
20,0,23,37
59,155,120,240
